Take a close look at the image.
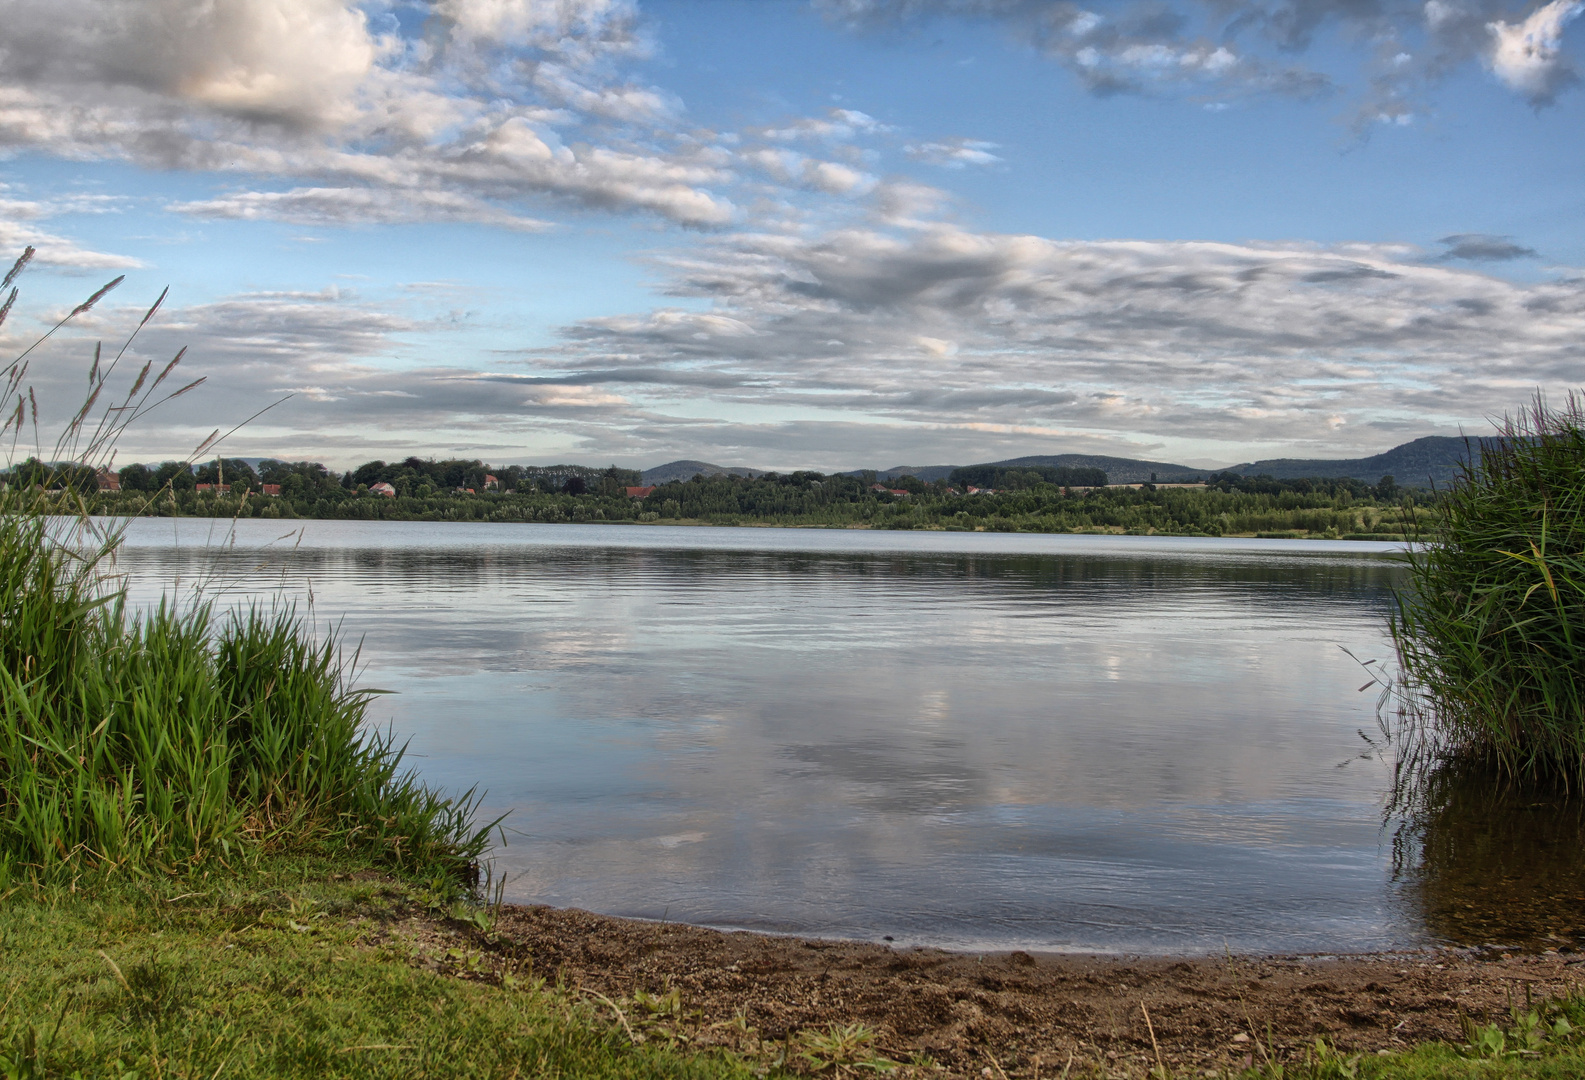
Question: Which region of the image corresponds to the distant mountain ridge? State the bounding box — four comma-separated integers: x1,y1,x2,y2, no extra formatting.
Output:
1228,435,1497,488
857,455,1202,484
634,434,1490,488
866,464,956,482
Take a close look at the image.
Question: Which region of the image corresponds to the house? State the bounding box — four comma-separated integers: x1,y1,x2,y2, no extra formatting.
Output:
625,485,657,499
965,486,995,495
887,489,911,497
96,469,120,492
483,474,500,490
369,481,397,497
260,484,282,497
195,483,230,494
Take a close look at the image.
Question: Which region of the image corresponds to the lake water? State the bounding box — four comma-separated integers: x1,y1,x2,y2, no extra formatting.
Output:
110,519,1438,954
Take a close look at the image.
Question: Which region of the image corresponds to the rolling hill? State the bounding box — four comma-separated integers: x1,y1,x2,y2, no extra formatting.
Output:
640,460,765,484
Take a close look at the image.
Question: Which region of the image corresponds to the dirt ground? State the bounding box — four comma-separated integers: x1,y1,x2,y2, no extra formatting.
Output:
389,899,1585,1077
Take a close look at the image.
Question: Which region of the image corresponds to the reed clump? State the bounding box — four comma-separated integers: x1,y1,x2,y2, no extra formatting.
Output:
1391,393,1585,785
0,506,493,889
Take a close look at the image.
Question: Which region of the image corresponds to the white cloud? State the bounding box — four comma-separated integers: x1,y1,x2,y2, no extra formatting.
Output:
173,187,552,230
1023,6,1334,100
523,384,629,407
531,62,679,122
870,180,954,227
0,222,141,270
0,190,141,269
0,0,735,227
1488,0,1583,103
819,1,1332,101
818,0,1585,115
739,148,876,195
904,139,1002,167
758,108,890,142
435,0,638,48
802,161,877,195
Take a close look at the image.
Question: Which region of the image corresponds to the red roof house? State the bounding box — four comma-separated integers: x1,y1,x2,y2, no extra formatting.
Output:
625,485,657,499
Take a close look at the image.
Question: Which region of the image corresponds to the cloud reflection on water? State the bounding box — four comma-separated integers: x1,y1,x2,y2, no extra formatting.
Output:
115,520,1411,952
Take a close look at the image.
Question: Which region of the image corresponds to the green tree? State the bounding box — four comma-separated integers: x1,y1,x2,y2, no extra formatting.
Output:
194,457,259,491
117,462,154,491
153,461,195,491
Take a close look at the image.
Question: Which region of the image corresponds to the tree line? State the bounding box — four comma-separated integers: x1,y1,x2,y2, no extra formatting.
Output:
10,455,1427,539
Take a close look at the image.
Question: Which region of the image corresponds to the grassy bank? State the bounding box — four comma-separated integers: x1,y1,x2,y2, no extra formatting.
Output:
0,854,759,1080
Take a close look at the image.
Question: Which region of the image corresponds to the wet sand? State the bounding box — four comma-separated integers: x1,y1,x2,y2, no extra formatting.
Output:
392,900,1584,1077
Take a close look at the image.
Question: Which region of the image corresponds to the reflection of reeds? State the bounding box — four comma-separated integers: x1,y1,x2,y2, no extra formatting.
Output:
1389,392,1585,786
1390,761,1585,950
0,250,492,889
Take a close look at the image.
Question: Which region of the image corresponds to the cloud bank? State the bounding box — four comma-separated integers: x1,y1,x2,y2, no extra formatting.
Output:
26,217,1579,469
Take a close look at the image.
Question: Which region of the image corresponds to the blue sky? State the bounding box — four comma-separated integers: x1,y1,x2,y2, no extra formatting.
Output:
1,0,1582,471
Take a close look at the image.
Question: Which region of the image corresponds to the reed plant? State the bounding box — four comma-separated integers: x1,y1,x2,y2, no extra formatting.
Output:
0,250,492,889
1390,393,1585,786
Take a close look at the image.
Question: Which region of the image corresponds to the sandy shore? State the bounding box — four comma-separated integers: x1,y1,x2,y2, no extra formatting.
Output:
387,899,1584,1077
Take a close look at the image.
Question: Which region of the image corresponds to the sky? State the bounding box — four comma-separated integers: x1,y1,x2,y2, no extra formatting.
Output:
1,0,1582,472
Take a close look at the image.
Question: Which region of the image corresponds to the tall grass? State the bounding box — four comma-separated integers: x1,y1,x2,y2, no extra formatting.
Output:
0,250,493,888
1390,393,1585,786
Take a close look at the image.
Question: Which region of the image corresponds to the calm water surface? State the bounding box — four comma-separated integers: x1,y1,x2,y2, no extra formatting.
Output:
112,519,1428,953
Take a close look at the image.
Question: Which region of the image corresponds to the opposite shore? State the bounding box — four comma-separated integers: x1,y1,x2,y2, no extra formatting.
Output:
63,474,1425,542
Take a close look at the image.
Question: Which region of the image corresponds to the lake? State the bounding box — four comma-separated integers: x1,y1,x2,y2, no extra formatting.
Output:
106,519,1565,955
